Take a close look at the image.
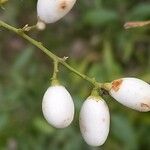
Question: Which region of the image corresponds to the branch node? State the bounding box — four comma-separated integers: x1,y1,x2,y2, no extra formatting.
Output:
22,24,29,31
101,83,112,91
17,28,24,34
21,24,37,32
63,56,69,61
38,42,43,45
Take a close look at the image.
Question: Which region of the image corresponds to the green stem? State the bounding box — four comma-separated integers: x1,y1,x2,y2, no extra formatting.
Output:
51,60,59,85
52,61,59,80
90,87,100,98
0,20,111,90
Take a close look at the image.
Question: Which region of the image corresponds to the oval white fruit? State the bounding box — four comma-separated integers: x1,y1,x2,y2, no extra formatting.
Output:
42,85,74,128
37,0,76,23
109,77,150,112
79,97,110,147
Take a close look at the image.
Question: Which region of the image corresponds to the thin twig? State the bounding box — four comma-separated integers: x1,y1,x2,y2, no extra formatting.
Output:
0,20,111,90
124,21,150,29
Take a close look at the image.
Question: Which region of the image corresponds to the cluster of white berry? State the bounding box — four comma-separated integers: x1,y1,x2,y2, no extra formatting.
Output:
42,78,150,147
36,0,150,147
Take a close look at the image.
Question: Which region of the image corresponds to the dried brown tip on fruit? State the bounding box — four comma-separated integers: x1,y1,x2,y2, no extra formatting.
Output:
124,21,150,29
140,103,150,110
111,79,123,92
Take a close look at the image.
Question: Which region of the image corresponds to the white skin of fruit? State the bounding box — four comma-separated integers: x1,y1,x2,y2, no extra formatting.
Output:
79,97,110,147
37,0,76,23
42,85,74,128
110,77,150,112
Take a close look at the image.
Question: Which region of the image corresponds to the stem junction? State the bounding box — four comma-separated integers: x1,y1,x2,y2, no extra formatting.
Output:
0,20,111,91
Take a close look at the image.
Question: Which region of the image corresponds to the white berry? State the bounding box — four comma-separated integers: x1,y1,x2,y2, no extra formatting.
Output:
109,77,150,112
79,97,110,147
42,85,74,128
37,0,76,23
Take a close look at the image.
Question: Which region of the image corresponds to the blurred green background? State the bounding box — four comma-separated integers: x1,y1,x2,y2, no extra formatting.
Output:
0,0,150,150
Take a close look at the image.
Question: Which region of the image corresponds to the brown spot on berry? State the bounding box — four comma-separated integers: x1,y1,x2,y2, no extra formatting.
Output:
111,79,123,92
60,1,67,10
141,103,150,109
